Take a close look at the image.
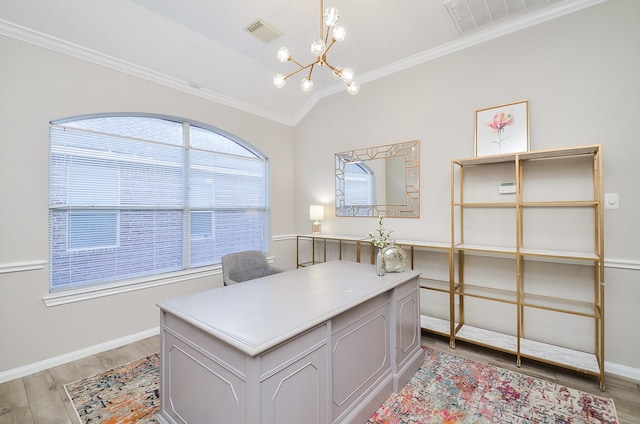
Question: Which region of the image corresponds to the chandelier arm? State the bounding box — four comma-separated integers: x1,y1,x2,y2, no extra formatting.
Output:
323,59,340,73
324,38,337,55
283,62,316,80
288,56,307,69
307,63,316,80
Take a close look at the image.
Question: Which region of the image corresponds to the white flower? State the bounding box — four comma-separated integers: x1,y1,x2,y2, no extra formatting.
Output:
368,216,393,249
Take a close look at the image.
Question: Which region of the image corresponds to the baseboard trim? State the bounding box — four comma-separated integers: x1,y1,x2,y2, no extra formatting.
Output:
605,360,640,383
0,327,160,384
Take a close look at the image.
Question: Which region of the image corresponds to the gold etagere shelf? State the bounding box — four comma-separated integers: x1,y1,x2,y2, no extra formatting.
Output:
450,144,605,391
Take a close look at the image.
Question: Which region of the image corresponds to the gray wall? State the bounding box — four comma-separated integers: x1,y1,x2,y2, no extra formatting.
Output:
293,0,640,371
0,35,296,374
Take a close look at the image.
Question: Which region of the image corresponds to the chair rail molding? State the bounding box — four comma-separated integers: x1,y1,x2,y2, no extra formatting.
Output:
0,260,47,274
604,258,640,271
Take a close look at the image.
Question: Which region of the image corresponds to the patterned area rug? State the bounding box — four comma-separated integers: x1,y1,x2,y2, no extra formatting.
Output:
65,347,617,424
368,347,618,424
64,353,159,424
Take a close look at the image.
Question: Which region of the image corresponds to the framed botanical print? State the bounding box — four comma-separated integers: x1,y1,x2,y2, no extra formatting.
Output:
475,100,529,157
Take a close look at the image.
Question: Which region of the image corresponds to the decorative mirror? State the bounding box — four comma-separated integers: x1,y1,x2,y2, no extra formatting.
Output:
335,140,420,218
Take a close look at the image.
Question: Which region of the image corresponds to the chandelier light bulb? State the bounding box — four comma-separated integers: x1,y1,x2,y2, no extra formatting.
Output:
276,47,290,62
273,74,286,88
341,67,354,82
347,81,360,95
309,39,326,56
323,7,339,27
300,78,314,92
332,25,346,41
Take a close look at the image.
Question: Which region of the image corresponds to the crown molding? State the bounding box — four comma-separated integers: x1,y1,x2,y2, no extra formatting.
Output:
1,0,607,127
357,0,609,87
0,19,296,127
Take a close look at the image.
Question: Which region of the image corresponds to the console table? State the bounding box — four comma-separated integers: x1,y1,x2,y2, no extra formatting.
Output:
296,234,366,267
156,261,423,424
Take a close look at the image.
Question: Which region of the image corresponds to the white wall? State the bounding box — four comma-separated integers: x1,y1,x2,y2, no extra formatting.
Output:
294,0,640,370
0,35,296,374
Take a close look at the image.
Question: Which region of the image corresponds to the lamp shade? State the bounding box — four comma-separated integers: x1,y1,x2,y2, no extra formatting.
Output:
309,205,324,221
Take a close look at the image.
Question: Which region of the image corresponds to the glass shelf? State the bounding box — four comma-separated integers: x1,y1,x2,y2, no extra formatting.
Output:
420,278,450,293
453,244,517,256
519,247,599,262
522,293,600,318
455,284,517,304
454,202,516,208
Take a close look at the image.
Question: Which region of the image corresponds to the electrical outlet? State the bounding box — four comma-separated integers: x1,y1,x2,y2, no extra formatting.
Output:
605,193,619,209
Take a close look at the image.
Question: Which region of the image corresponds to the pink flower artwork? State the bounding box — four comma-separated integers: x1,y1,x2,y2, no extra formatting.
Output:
475,100,528,157
487,110,515,153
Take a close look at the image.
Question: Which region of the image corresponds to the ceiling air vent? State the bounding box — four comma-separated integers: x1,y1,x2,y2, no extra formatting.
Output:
245,19,282,43
443,0,555,34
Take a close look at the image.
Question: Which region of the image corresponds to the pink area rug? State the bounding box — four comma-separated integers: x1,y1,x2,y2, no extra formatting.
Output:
368,346,617,424
65,353,159,423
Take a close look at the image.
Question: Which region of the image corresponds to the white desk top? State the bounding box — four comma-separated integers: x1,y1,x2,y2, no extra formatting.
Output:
158,261,420,356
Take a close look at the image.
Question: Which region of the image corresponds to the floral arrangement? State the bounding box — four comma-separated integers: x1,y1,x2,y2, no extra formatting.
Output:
369,215,393,249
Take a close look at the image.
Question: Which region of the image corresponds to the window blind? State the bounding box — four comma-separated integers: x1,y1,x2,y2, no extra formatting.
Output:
49,116,268,291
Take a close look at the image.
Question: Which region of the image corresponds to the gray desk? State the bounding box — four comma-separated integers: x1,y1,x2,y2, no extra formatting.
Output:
157,260,423,424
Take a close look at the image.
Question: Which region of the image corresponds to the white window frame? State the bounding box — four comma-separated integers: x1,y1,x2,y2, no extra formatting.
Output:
46,113,271,306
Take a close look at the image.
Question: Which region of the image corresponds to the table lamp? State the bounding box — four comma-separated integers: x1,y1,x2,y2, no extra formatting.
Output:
309,205,324,234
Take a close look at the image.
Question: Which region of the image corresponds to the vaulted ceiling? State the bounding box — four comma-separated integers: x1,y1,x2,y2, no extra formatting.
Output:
0,0,606,125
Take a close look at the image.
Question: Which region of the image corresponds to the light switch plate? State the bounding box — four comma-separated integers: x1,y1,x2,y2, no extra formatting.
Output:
605,193,619,209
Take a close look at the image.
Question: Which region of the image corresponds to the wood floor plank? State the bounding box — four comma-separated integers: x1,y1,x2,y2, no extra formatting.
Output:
23,371,73,424
48,362,82,388
0,378,34,424
59,388,80,424
136,335,160,357
0,406,34,424
71,353,106,379
95,341,151,371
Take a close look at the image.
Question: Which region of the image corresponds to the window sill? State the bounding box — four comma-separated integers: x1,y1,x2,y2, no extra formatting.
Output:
43,266,221,307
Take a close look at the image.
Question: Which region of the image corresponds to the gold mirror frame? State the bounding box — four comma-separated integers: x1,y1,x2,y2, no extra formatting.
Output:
335,140,420,218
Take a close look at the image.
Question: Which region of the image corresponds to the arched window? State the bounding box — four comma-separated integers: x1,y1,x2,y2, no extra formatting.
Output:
49,114,269,291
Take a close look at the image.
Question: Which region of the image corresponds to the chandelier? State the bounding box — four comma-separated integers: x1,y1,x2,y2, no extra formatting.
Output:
273,0,359,95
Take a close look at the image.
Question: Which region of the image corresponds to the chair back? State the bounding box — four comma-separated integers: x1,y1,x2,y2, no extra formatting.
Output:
221,250,273,285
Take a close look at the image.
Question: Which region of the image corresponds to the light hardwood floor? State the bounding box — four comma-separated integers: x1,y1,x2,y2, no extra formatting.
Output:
0,332,638,423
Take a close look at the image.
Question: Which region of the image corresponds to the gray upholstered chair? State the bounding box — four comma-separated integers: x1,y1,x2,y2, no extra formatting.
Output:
221,250,283,286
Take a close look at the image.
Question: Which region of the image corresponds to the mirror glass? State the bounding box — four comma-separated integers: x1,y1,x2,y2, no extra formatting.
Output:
335,140,420,218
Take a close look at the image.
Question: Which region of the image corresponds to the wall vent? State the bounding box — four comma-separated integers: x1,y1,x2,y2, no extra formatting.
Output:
443,0,556,34
245,19,282,43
